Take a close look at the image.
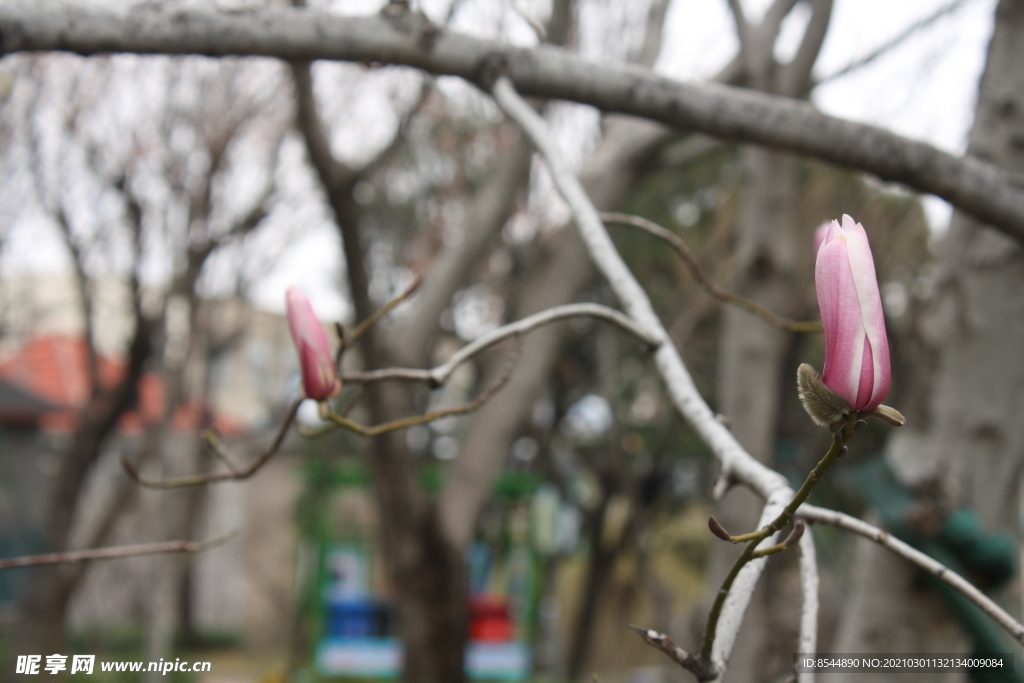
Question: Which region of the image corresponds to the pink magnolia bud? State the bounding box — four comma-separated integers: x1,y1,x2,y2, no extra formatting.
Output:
815,215,890,412
286,287,340,401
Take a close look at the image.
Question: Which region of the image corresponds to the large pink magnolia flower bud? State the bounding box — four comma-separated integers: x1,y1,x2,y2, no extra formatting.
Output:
814,215,890,412
286,287,340,401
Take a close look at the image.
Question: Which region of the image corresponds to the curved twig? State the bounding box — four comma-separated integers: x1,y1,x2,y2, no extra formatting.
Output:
345,274,422,351
342,303,660,387
0,531,237,570
320,337,521,438
601,212,821,333
123,399,302,489
816,0,972,86
797,504,1024,645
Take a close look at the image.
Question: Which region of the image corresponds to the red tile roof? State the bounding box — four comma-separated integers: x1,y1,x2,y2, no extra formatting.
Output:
0,335,242,436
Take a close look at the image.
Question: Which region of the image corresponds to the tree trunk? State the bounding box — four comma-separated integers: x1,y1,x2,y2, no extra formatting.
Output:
830,1,1024,678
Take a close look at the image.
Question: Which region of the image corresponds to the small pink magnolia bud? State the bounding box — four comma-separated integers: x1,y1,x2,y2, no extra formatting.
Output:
815,215,890,412
286,287,340,401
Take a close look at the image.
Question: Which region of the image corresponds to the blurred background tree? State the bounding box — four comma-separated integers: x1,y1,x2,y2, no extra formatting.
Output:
0,1,1017,683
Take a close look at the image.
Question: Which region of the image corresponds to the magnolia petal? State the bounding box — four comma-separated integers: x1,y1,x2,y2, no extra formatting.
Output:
814,217,891,411
841,216,891,410
816,233,865,406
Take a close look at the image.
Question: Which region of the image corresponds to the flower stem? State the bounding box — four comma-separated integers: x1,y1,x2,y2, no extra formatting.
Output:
700,413,858,660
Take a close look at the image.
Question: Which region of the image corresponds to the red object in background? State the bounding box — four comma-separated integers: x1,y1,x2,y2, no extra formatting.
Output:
0,335,242,435
469,596,513,642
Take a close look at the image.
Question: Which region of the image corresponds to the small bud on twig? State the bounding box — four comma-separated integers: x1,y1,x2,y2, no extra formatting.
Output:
863,403,906,427
783,521,806,548
708,515,732,541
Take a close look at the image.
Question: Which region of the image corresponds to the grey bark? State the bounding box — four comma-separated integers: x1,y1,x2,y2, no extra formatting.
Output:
3,3,1024,240
829,1,1024,680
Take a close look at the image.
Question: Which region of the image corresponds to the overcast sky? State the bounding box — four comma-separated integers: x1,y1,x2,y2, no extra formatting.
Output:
0,0,998,322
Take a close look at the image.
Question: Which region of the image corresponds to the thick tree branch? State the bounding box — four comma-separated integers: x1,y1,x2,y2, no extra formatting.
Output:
3,4,1024,240
797,504,1024,646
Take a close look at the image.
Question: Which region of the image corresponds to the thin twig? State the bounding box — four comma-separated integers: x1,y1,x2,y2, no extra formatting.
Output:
0,531,237,571
797,504,1024,646
628,625,716,682
320,338,521,438
123,400,302,488
342,303,659,387
345,274,422,350
601,212,821,333
817,0,972,86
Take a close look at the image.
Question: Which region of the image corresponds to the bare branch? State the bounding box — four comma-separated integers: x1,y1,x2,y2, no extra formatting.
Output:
761,0,802,39
3,5,1024,239
395,131,533,363
344,275,422,351
797,504,1024,646
726,0,755,73
344,303,659,387
817,0,972,86
796,526,819,683
492,76,787,498
634,0,671,68
289,60,356,193
601,212,821,333
0,531,237,571
122,399,302,489
319,338,520,438
491,76,793,677
778,0,834,96
628,625,716,681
